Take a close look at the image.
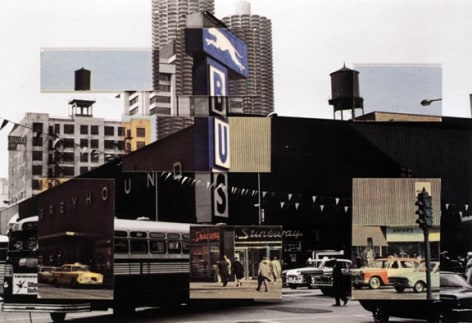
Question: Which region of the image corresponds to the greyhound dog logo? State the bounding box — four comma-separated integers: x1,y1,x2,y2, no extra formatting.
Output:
205,28,246,73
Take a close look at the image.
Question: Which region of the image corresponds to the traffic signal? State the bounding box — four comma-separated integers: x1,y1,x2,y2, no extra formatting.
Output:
415,187,433,229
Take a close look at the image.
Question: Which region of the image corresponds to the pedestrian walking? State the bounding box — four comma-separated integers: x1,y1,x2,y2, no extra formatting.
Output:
465,251,472,284
332,259,348,306
256,256,271,292
270,256,282,283
218,255,230,287
232,256,244,287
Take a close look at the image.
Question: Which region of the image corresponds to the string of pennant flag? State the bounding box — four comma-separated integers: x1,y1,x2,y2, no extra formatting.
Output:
1,116,471,216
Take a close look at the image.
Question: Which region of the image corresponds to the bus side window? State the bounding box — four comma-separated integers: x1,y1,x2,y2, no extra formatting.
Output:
150,240,166,254
114,238,129,254
182,234,190,254
168,241,181,254
167,233,181,254
130,239,148,254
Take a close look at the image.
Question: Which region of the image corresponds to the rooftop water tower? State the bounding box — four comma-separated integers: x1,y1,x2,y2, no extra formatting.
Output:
74,67,91,91
328,64,364,120
70,68,94,117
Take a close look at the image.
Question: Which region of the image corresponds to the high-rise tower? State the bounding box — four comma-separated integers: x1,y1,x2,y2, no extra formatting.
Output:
222,1,274,116
152,0,215,95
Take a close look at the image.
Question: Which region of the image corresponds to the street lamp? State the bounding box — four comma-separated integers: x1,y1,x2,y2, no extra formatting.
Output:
420,98,442,107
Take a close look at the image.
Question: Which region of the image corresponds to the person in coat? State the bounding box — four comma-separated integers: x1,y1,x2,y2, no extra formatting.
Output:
332,259,348,306
256,256,271,292
232,256,244,287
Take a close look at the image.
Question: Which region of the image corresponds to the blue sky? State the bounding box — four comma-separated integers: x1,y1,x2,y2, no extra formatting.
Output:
41,49,152,92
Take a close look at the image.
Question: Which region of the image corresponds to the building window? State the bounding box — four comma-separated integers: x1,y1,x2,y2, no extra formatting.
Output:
32,165,42,176
159,73,170,81
150,107,171,115
54,124,60,134
91,125,99,135
104,126,115,136
159,84,171,92
130,96,138,105
136,128,146,138
64,124,74,134
32,151,42,161
80,125,88,135
80,153,88,163
32,122,43,133
32,180,41,190
91,152,99,163
80,139,88,148
104,140,116,150
118,127,125,136
63,167,75,176
136,141,145,149
91,139,99,149
32,136,43,147
80,167,89,175
151,96,171,104
63,138,75,149
63,152,74,163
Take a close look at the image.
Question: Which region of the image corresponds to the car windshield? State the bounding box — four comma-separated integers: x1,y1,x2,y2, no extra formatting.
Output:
441,273,471,288
72,265,89,272
371,260,387,268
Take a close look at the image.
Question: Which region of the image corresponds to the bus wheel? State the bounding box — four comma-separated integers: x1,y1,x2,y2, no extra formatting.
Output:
50,312,66,322
114,303,135,317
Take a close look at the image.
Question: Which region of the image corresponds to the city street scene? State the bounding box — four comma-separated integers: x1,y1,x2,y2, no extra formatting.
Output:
0,1,471,323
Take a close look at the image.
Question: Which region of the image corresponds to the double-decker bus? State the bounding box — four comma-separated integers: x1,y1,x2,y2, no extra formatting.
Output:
1,216,191,322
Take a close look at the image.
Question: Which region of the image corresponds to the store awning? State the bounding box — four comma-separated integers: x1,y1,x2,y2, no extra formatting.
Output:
352,225,388,247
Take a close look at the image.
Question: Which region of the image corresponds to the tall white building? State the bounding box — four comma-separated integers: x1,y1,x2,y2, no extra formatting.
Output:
222,1,274,116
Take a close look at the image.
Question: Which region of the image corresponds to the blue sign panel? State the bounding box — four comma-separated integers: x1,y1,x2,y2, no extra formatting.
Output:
209,61,227,96
203,28,248,78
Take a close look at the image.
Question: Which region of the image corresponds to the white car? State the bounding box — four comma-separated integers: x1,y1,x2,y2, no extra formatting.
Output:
388,261,440,293
284,258,351,289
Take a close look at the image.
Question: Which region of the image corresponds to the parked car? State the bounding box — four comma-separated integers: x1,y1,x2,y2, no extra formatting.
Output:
283,258,351,290
359,272,472,322
38,266,57,284
352,257,420,289
388,261,440,293
52,263,103,288
313,259,352,295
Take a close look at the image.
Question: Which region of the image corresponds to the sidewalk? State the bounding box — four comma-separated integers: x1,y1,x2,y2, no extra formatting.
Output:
190,279,282,300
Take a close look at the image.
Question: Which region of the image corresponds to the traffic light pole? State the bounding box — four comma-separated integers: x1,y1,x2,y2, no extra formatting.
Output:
415,187,433,300
422,226,432,300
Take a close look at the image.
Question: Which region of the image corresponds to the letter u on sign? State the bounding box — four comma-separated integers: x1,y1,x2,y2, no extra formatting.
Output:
214,118,230,169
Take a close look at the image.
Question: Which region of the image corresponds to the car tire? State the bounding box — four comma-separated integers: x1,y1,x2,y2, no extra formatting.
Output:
50,312,66,323
306,276,315,289
373,305,390,323
369,276,381,289
413,281,426,293
394,286,405,293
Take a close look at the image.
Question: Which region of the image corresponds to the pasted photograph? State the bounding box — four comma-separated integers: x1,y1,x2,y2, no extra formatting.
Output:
189,225,283,300
352,178,441,301
36,179,115,300
0,1,471,323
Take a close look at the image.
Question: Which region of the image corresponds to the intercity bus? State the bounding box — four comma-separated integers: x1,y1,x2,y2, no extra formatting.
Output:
1,216,191,322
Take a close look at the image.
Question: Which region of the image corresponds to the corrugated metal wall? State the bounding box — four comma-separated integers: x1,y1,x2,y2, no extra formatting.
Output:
353,178,441,226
